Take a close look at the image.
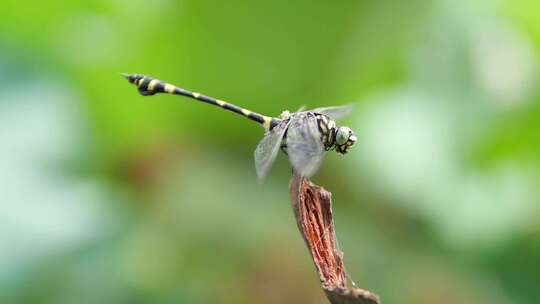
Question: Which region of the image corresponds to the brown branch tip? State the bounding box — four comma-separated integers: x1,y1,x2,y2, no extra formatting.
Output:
289,172,380,304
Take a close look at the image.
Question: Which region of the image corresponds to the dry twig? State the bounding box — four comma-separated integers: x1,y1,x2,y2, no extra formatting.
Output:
289,172,380,304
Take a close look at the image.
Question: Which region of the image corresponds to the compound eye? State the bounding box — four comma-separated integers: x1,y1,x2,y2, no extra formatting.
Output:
336,127,351,145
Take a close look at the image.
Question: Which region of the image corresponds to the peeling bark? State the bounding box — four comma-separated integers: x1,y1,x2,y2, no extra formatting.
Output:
289,172,380,304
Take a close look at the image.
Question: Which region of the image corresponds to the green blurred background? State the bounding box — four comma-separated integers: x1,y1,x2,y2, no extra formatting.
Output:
1,1,539,303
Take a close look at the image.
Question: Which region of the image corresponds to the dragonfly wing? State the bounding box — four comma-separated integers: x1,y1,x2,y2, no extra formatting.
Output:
254,120,290,182
286,113,325,178
312,104,354,120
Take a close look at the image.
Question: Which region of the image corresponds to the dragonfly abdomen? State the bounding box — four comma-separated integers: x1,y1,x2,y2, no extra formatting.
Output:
123,73,278,129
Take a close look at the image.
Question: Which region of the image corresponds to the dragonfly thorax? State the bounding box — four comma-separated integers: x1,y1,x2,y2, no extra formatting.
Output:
316,114,357,154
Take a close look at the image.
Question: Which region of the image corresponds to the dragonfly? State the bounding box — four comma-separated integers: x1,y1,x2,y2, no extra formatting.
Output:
123,74,357,181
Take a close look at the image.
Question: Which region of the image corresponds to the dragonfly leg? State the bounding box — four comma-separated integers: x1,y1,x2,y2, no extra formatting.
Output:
280,144,288,155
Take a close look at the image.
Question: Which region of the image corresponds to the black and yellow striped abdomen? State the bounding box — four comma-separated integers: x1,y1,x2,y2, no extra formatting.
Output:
123,73,279,130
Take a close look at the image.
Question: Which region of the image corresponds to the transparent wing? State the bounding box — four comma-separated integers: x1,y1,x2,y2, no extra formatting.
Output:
312,104,354,120
286,113,325,178
254,120,290,182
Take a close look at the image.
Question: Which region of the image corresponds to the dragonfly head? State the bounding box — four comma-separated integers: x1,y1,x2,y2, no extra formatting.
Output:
334,126,357,154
